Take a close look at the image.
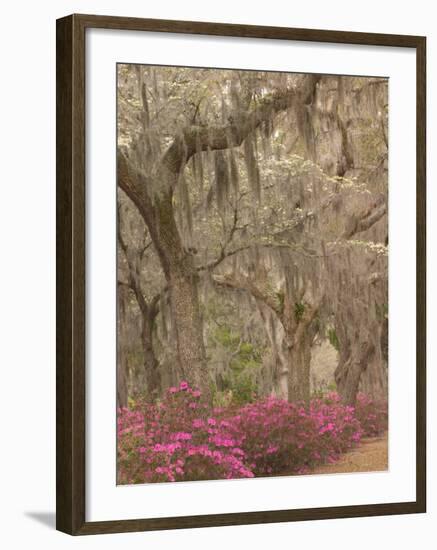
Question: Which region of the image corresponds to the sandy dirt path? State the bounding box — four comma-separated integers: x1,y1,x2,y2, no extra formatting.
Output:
310,433,388,475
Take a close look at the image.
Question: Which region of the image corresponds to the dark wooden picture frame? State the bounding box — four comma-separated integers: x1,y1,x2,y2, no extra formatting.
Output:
56,13,426,535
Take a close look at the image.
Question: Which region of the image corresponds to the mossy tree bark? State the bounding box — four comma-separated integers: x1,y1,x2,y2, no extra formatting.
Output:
334,313,376,405
282,294,320,404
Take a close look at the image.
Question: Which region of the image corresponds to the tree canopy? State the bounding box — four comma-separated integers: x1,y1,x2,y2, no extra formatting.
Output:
116,64,388,408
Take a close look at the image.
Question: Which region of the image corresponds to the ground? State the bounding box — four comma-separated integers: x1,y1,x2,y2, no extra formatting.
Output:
310,433,388,475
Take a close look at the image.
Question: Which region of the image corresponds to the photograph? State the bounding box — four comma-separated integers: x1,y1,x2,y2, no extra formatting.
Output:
116,64,389,485
0,0,431,544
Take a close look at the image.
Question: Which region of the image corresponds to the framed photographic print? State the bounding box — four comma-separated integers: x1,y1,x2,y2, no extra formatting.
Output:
56,14,426,535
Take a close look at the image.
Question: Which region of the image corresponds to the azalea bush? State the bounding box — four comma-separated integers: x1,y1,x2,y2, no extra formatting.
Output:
225,394,363,476
117,382,388,484
117,382,253,484
354,392,388,436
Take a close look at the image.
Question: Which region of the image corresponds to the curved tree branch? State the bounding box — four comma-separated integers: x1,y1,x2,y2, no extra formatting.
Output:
160,75,321,178
343,198,387,239
213,274,283,319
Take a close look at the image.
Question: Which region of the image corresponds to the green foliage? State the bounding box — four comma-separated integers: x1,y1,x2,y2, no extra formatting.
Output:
327,328,340,351
211,325,262,406
127,395,137,409
223,372,257,406
275,291,285,313
213,326,262,369
312,381,337,399
294,302,305,322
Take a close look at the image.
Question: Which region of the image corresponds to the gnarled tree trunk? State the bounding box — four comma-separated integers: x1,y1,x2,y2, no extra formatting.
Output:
335,340,375,405
287,326,316,404
359,320,388,401
118,158,209,396
283,297,319,404
140,307,161,400
153,191,208,394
